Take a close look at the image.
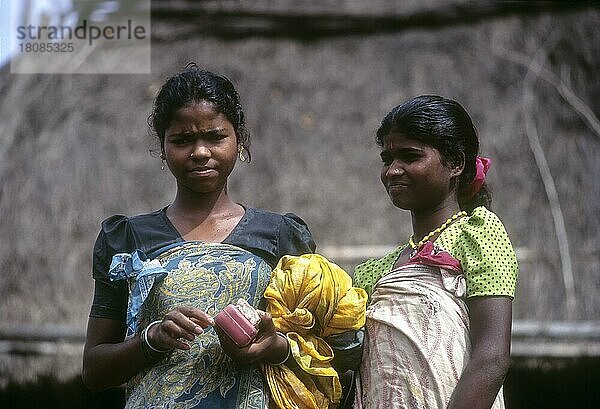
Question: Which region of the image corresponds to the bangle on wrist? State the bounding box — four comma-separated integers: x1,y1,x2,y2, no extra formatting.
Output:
268,331,291,366
141,320,171,362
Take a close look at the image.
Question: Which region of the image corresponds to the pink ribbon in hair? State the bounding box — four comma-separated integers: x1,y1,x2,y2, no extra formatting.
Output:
467,156,491,198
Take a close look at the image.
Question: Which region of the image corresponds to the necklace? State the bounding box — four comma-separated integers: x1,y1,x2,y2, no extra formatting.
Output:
409,211,467,250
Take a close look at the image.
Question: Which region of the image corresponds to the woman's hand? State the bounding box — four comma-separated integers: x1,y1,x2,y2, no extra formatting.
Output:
148,306,215,351
83,306,214,392
215,310,289,366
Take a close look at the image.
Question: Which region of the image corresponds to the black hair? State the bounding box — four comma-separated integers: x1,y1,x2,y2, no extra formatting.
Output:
149,63,251,161
376,95,491,213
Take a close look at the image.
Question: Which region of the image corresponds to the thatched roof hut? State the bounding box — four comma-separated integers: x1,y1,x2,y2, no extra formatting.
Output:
0,1,598,403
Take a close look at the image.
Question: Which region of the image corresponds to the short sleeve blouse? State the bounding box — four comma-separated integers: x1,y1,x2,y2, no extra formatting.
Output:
89,207,316,321
354,206,518,299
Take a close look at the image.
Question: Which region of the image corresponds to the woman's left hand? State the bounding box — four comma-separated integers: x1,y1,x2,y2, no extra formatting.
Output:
215,310,289,366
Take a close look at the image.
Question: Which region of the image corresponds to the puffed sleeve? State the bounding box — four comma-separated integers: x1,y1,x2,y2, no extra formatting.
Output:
353,247,403,300
276,213,316,258
89,215,131,321
442,207,519,298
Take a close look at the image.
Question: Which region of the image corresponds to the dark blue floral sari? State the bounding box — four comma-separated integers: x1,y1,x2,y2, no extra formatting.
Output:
120,242,271,409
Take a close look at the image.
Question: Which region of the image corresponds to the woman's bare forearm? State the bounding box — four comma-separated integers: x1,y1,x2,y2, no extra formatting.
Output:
447,296,512,409
82,317,148,392
447,350,510,409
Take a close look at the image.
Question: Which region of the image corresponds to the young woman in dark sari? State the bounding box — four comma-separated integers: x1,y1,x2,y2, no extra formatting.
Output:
82,65,315,408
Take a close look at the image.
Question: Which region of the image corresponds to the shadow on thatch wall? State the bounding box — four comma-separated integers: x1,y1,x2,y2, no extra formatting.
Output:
0,5,599,389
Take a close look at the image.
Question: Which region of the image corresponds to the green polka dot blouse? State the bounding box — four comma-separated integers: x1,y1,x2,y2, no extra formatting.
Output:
353,206,519,299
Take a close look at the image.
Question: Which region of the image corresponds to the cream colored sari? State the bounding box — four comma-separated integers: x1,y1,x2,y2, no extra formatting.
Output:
355,262,505,409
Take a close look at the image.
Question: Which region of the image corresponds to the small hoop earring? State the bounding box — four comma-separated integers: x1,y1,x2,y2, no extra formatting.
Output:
190,152,194,158
238,146,247,162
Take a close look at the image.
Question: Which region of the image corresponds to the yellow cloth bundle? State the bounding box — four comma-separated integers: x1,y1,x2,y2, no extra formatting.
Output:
262,254,368,409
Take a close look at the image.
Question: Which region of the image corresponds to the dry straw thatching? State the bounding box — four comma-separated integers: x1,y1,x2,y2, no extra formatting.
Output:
0,1,598,387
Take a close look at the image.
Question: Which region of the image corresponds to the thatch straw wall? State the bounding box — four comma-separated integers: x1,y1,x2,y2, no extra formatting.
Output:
0,3,598,387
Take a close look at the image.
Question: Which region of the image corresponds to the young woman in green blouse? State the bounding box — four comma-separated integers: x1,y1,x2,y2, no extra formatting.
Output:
353,95,518,409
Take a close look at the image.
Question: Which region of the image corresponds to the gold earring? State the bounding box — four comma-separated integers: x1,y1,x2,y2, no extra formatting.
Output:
238,146,247,162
